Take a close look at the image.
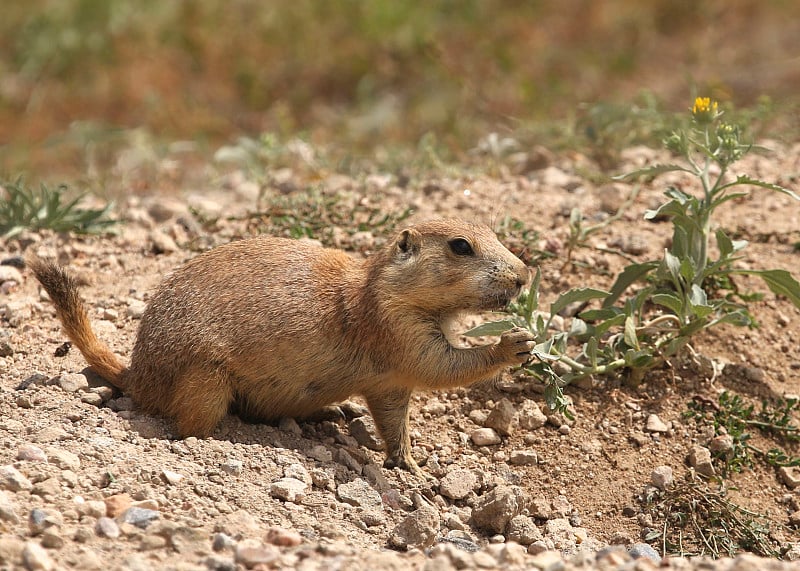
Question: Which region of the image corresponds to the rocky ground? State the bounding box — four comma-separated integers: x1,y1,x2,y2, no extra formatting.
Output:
2,141,800,570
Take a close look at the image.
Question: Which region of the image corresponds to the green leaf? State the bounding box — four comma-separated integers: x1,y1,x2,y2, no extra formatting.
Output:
716,228,733,259
651,292,683,314
463,320,517,337
613,163,694,182
586,336,598,369
723,175,800,201
602,261,659,308
550,287,610,317
579,307,622,321
737,269,800,310
663,336,689,357
624,316,639,349
594,313,627,337
663,250,683,290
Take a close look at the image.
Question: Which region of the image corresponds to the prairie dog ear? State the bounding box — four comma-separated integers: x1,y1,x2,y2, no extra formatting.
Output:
395,228,421,258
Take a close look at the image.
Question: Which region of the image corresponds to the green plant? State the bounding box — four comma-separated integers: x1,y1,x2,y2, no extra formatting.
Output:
0,179,115,238
642,477,782,558
467,98,800,412
686,392,800,476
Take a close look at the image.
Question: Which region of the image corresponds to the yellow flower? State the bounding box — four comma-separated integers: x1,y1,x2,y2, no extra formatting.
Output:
691,97,719,124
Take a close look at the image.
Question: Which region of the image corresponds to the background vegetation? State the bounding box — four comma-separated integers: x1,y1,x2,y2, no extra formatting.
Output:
2,0,799,176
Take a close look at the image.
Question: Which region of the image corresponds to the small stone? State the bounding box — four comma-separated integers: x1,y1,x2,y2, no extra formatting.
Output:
336,479,382,509
470,428,501,446
306,445,332,463
473,550,499,567
31,478,61,499
40,528,64,549
529,497,551,519
484,398,518,436
0,265,23,285
80,393,104,406
381,489,413,511
471,485,525,534
629,542,661,563
265,526,302,547
349,417,383,451
149,231,179,254
55,373,89,393
126,300,147,319
221,459,243,475
688,445,715,477
779,466,800,489
205,555,237,571
708,434,735,455
28,508,62,536
161,469,184,485
102,308,119,321
118,507,160,529
650,466,673,490
388,503,440,550
278,416,302,435
0,465,33,491
104,493,132,517
518,401,548,430
235,540,279,567
270,477,307,503
21,541,54,571
284,463,311,486
17,445,48,463
95,517,121,538
506,515,543,545
645,414,669,433
527,550,562,569
0,491,19,524
439,469,478,500
139,534,168,550
0,536,25,566
212,532,237,552
509,450,538,466
45,447,81,471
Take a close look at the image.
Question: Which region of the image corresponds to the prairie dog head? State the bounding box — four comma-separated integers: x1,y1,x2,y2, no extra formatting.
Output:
380,219,531,316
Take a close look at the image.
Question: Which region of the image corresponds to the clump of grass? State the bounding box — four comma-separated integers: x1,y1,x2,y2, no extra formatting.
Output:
686,392,800,476
0,179,116,238
642,478,783,558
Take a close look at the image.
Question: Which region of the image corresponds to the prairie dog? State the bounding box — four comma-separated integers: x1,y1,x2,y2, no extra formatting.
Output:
29,218,534,473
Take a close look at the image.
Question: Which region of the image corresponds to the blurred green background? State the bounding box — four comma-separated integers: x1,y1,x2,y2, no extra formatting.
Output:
2,0,799,175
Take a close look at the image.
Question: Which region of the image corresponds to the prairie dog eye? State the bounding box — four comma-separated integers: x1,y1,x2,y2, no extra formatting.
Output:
448,238,474,256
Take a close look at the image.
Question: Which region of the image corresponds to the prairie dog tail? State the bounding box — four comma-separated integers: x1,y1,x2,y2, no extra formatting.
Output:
27,255,127,388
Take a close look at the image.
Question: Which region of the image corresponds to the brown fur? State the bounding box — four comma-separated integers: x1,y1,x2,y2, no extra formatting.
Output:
28,219,534,473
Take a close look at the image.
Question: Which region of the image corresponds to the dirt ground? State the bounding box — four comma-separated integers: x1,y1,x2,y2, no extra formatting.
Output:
2,141,800,570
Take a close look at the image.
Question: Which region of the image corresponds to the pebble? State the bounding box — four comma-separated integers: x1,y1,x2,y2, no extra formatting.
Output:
96,516,121,538
629,542,661,563
21,541,54,571
221,459,243,475
17,444,48,463
509,450,538,465
104,493,133,517
149,230,179,254
306,445,333,463
212,532,237,552
0,491,19,524
650,466,673,490
28,508,61,535
336,479,382,509
161,469,184,485
270,477,307,503
46,447,81,471
0,265,23,285
265,526,302,546
708,434,735,456
126,300,147,319
439,468,478,500
688,445,715,477
0,465,33,491
470,428,501,446
348,417,383,450
388,502,440,550
779,466,800,489
234,540,279,568
484,398,518,436
54,372,89,392
80,392,104,406
645,414,670,433
471,485,525,534
518,401,548,430
31,478,61,499
284,463,312,485
118,507,161,529
506,515,543,545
